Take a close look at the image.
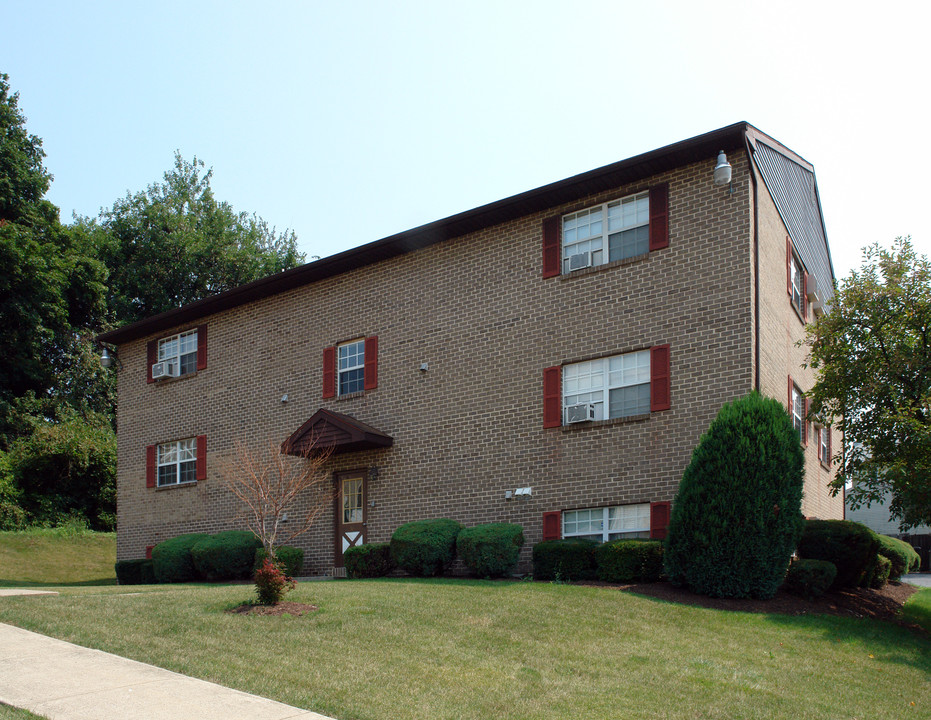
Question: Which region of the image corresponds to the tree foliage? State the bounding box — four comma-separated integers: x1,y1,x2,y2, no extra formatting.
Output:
806,237,931,529
0,73,110,446
88,153,303,326
663,392,805,599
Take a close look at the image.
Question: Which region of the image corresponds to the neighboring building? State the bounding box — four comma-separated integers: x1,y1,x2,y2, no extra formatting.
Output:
99,122,844,575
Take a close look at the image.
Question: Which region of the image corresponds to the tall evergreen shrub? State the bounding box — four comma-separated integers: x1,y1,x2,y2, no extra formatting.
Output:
664,392,805,599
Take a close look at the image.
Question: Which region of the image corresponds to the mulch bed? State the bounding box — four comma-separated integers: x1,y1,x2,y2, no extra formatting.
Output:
226,601,318,617
609,580,919,623
223,580,921,624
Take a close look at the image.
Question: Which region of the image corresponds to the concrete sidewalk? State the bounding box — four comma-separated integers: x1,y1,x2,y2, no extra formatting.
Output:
0,622,335,720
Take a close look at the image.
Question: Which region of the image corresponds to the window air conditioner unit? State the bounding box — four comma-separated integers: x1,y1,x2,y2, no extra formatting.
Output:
806,275,821,304
565,403,596,424
151,361,179,380
568,252,592,271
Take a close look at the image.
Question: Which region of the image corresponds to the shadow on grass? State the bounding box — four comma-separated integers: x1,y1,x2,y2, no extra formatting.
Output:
0,578,117,588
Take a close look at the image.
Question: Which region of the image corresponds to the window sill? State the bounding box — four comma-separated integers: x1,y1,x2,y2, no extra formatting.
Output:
151,371,199,386
560,413,650,432
156,481,197,491
336,391,366,402
558,252,649,281
790,300,807,326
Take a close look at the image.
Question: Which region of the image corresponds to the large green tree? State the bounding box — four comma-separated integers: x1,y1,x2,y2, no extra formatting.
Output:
0,73,110,446
87,153,304,326
806,237,931,529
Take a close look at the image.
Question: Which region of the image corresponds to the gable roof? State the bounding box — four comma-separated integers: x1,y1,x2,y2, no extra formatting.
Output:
747,129,835,304
281,408,393,457
98,121,832,345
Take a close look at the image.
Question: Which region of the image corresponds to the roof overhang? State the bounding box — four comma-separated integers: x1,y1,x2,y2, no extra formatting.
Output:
281,409,393,457
98,121,754,345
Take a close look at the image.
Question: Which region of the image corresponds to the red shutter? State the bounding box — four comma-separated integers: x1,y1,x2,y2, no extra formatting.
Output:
146,341,157,384
543,366,562,428
542,511,561,541
648,184,669,251
322,346,336,399
145,546,154,560
801,399,809,447
801,272,809,319
146,445,156,488
196,435,207,480
196,324,208,370
787,375,794,411
786,238,793,297
650,501,671,540
542,216,560,278
364,335,378,390
827,425,833,466
650,345,671,412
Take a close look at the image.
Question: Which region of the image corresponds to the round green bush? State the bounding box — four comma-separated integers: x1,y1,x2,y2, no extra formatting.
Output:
796,519,880,589
783,558,837,600
253,546,304,577
191,531,262,581
595,539,664,583
864,553,892,588
151,533,211,583
456,523,524,578
663,392,805,599
115,558,154,585
344,542,394,578
532,538,598,582
390,518,463,577
877,535,920,581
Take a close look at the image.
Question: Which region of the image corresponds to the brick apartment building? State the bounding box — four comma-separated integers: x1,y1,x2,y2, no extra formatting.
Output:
99,122,844,576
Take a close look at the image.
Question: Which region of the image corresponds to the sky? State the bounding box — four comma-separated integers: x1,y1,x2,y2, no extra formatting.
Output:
3,1,928,281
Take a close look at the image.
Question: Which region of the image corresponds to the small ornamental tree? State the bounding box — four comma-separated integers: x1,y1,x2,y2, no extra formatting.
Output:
219,438,333,603
664,392,805,599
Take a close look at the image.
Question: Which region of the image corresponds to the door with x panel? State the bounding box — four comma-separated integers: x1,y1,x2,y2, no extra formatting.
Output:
334,470,367,567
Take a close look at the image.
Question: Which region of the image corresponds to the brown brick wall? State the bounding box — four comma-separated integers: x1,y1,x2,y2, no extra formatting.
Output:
752,160,844,520
115,148,839,574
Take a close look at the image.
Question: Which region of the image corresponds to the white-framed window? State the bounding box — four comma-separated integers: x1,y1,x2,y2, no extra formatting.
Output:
791,385,804,439
563,503,651,543
338,339,365,396
158,329,198,377
819,425,831,465
562,192,649,273
563,350,651,423
157,438,197,487
789,253,805,317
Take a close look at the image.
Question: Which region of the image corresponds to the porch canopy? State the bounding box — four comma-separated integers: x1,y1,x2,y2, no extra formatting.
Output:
282,408,393,456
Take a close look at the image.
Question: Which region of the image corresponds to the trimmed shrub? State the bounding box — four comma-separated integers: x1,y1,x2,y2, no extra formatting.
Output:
783,558,837,600
664,392,805,599
595,540,664,583
254,546,305,577
191,531,262,581
456,523,524,578
115,558,156,585
254,557,295,605
863,553,892,588
151,533,210,583
877,535,920,581
390,518,463,577
344,543,394,578
532,538,598,582
796,520,880,589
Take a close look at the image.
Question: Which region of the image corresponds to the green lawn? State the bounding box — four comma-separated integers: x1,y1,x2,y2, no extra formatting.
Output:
0,527,116,587
0,704,49,720
0,579,928,720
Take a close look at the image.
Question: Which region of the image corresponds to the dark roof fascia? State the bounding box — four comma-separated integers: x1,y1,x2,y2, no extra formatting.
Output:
281,408,393,457
98,121,752,345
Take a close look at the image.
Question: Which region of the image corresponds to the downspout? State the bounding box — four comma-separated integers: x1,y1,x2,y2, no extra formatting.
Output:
746,134,760,392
